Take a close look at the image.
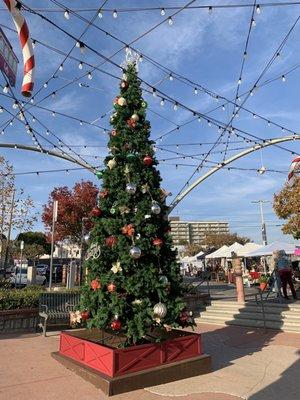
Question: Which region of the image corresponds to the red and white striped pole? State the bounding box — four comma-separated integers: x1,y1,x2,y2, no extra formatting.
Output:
3,0,35,97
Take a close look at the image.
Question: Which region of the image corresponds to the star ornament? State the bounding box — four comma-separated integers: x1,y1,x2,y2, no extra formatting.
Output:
111,261,122,274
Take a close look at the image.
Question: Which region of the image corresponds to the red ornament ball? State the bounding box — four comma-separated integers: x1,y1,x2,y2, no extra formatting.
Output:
106,235,118,247
91,279,101,291
127,118,136,128
143,155,153,166
81,310,90,321
91,207,102,217
107,282,116,293
111,319,122,331
153,238,163,247
111,129,118,137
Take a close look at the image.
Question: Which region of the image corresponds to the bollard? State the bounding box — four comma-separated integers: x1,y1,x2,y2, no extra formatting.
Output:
232,252,245,304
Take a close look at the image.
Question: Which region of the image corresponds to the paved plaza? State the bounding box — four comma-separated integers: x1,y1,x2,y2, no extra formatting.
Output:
0,323,299,400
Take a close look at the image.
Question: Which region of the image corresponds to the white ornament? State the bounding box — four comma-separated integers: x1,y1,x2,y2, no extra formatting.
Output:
153,302,167,319
126,183,137,194
122,73,128,81
151,201,161,215
132,299,143,305
111,261,122,274
131,113,139,122
107,158,117,169
85,243,101,260
117,97,127,106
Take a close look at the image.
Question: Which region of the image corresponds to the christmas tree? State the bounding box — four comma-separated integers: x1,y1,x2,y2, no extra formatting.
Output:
80,60,194,346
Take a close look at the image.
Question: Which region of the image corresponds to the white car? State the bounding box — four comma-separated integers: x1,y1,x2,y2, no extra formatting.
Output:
10,266,47,287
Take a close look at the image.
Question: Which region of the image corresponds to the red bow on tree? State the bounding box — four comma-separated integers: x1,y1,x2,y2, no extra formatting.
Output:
121,224,135,237
91,279,101,291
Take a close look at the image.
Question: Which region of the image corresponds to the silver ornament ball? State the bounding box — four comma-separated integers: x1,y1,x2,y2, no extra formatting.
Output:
130,246,142,259
151,202,161,215
84,233,90,243
159,275,168,285
126,183,137,194
153,302,167,319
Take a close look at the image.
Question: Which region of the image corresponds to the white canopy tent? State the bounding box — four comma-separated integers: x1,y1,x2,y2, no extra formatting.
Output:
236,242,262,257
221,242,245,258
205,245,229,259
245,241,296,257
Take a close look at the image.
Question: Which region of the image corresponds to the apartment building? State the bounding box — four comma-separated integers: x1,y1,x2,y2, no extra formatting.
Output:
169,217,229,244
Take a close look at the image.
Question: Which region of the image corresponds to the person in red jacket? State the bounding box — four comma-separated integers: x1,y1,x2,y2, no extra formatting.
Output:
275,250,297,300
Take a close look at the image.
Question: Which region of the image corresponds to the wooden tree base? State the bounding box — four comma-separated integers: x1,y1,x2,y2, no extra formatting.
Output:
52,351,211,396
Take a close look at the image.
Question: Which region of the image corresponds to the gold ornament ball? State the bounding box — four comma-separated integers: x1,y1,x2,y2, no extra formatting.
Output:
153,302,167,319
117,97,127,106
107,158,117,169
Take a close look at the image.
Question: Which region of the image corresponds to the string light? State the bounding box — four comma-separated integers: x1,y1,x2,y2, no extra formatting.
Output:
59,64,63,71
80,120,83,126
88,71,92,80
198,117,201,122
253,113,257,119
267,121,271,126
160,98,165,106
168,17,173,25
3,84,9,93
152,88,157,97
160,8,165,16
113,10,118,18
52,111,56,117
207,120,212,127
78,61,83,69
52,91,56,98
0,107,3,113
194,87,198,94
32,39,36,49
12,101,18,109
173,102,178,111
32,116,36,122
256,5,261,14
282,75,286,82
139,54,143,62
30,97,34,104
43,82,48,88
243,51,247,58
98,9,103,18
1,130,4,135
64,9,70,20
238,77,242,85
222,105,225,111
251,18,256,27
46,130,50,135
208,6,213,14
9,120,13,126
169,73,173,81
250,89,254,96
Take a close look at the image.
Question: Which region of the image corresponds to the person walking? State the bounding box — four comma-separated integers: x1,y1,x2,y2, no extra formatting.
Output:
275,250,297,300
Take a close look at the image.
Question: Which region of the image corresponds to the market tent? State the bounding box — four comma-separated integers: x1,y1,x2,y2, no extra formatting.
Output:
194,250,204,259
236,242,262,257
205,245,229,259
221,242,245,258
245,241,296,257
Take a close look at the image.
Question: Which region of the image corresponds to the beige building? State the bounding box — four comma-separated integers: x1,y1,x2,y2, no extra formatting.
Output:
169,217,229,245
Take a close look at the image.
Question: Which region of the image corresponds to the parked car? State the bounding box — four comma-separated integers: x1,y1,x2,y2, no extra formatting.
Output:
36,264,48,276
9,266,47,288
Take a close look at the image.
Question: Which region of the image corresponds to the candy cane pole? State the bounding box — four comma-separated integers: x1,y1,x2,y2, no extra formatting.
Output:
3,0,35,97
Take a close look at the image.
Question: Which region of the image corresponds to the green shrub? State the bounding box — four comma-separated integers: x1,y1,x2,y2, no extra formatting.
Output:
0,286,44,310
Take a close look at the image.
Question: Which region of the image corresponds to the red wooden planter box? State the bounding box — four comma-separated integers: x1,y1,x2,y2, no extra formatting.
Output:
59,329,203,378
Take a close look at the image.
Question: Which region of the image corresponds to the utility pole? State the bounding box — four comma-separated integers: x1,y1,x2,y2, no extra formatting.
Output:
251,200,270,246
49,200,58,290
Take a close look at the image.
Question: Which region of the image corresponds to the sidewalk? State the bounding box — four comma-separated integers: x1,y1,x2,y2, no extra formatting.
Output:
0,323,299,400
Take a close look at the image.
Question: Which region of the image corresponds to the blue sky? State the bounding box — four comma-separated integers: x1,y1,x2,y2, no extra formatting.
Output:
0,0,300,244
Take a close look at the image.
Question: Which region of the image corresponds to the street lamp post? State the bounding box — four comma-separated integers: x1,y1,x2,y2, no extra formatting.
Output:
49,200,58,290
18,240,24,288
251,200,270,246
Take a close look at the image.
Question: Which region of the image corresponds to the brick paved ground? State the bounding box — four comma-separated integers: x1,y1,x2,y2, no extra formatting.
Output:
0,323,299,400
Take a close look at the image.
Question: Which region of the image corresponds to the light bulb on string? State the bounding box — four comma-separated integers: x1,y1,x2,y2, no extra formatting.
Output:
0,107,3,113
169,74,173,81
207,120,212,127
253,113,257,119
282,75,286,82
64,9,70,20
250,89,254,96
168,17,173,25
152,88,157,97
30,97,34,104
160,8,165,16
267,121,271,126
80,121,83,126
43,82,48,88
238,77,242,85
52,111,56,117
52,91,56,98
237,96,241,102
251,18,256,27
208,6,213,14
215,95,219,102
46,130,49,135
98,9,103,18
139,54,143,62
243,51,247,58
79,43,85,54
113,10,118,18
32,40,36,49
194,87,198,94
88,72,92,80
1,130,4,135
222,105,225,111
276,52,281,58
59,64,63,71
3,84,9,93
160,98,165,106
12,101,18,109
256,5,261,14
78,61,83,70
198,116,201,122
32,116,36,123
173,102,178,111
9,120,13,126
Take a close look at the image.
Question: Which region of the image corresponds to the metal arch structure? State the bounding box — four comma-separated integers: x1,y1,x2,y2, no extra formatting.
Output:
169,134,300,212
0,143,94,171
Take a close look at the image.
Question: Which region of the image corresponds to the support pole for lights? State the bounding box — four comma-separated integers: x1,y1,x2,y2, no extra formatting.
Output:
251,200,270,246
49,200,58,290
18,240,24,288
